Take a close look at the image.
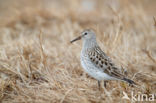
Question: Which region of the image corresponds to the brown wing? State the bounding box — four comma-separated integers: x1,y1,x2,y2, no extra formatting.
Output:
88,46,125,79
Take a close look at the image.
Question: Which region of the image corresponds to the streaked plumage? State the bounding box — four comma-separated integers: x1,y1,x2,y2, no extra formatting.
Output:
71,29,136,89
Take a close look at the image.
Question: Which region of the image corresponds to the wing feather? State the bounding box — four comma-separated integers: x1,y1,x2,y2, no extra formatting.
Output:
88,46,125,79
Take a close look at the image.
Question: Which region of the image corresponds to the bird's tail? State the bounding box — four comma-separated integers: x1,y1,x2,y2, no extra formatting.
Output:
122,78,137,85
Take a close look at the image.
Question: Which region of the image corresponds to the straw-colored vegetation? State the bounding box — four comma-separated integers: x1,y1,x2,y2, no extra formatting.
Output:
0,0,156,103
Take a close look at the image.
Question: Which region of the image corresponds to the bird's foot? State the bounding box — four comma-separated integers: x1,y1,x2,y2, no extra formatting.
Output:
104,81,108,89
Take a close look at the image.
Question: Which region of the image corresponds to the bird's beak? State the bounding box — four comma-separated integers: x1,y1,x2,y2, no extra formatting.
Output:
70,35,82,43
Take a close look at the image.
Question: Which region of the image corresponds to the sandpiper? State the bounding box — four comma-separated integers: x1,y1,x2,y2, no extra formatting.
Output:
70,29,136,89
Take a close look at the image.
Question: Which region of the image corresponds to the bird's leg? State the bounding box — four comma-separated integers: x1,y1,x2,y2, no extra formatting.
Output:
98,81,101,90
104,81,107,88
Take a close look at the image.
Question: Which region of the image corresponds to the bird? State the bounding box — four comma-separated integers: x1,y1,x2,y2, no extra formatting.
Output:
70,29,136,89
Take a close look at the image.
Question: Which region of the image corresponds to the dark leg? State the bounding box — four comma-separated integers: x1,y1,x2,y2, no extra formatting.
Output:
98,81,101,90
104,81,107,88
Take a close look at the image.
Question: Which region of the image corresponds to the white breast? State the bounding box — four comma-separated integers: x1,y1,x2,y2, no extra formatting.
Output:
80,51,114,81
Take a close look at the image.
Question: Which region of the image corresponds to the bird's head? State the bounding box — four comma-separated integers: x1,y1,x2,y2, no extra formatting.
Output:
70,29,96,43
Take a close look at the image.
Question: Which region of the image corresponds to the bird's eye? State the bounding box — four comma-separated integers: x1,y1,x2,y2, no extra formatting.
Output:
84,32,87,35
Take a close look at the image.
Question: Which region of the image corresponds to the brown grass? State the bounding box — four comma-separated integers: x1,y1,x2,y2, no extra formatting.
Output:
0,0,156,103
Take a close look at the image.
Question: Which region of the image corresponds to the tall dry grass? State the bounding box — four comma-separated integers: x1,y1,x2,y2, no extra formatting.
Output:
0,0,156,103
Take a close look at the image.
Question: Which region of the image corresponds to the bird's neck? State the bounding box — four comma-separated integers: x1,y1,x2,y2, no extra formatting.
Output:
82,39,97,52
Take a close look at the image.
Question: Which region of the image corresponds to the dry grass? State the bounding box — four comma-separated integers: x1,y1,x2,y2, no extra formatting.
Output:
0,0,156,103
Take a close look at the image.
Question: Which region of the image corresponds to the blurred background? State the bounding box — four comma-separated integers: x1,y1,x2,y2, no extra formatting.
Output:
0,0,156,27
0,0,156,103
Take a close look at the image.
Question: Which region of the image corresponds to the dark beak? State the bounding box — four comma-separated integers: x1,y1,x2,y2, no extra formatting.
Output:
70,36,82,43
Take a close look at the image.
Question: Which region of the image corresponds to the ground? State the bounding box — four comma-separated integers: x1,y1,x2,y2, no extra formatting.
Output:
0,0,156,103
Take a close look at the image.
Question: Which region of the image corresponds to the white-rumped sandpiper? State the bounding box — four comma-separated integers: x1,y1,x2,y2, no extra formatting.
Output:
71,29,136,89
